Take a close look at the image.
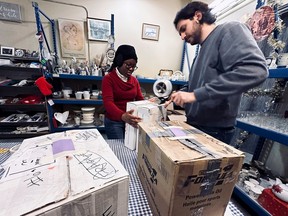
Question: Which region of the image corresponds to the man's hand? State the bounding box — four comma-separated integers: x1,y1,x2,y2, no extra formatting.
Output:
121,109,142,128
164,92,196,107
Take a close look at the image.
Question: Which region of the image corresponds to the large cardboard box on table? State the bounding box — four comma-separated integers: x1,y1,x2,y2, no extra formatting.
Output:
137,121,244,216
124,100,165,151
0,129,129,216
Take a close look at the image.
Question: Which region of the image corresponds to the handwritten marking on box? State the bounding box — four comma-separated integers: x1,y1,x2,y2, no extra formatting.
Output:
52,139,75,155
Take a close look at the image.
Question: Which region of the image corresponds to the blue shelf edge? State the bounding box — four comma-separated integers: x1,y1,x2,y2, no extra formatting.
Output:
236,120,288,145
48,73,188,85
51,74,103,80
52,99,103,105
47,68,288,81
233,186,271,216
268,68,288,78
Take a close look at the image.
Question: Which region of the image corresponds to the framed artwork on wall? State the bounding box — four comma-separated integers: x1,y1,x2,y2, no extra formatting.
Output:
142,23,160,41
0,46,15,56
58,19,86,58
87,18,111,41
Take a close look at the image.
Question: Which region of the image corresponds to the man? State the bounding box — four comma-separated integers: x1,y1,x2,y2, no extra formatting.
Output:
165,1,268,144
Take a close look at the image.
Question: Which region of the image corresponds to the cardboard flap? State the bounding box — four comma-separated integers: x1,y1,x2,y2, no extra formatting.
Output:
139,121,244,163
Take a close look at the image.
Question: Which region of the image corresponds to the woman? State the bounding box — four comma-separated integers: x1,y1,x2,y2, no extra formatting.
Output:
102,45,144,139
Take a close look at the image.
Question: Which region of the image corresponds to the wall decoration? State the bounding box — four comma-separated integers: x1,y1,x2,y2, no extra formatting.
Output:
87,18,111,41
0,46,15,56
246,6,275,41
58,19,85,58
0,1,21,22
142,23,160,41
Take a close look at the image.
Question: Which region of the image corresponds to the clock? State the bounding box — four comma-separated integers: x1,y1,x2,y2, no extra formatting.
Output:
106,48,115,61
15,49,25,57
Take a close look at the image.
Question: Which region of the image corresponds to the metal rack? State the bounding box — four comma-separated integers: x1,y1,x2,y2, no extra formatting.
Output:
233,67,288,215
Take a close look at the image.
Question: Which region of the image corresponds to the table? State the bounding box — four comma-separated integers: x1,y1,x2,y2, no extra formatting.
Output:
0,138,245,216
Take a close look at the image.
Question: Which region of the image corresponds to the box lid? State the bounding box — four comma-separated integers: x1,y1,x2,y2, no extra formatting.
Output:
139,121,244,162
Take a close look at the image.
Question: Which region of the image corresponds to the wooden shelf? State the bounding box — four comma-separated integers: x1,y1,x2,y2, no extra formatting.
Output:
0,86,42,96
0,104,46,111
0,55,39,62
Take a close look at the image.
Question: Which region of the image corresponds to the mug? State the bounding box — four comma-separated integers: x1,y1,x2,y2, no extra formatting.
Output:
75,91,83,100
83,91,90,100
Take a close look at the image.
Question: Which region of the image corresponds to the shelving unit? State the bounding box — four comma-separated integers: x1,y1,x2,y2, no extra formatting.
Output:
236,120,288,145
0,55,49,138
233,67,288,215
47,73,187,133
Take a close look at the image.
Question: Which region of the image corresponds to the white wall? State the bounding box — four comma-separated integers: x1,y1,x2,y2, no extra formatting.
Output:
0,0,190,78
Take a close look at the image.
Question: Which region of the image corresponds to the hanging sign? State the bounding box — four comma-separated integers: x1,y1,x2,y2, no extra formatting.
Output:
0,1,21,22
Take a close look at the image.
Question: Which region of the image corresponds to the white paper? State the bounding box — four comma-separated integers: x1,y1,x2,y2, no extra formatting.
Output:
0,158,69,216
68,129,128,195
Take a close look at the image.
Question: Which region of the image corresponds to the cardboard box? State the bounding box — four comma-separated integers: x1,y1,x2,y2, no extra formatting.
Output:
168,109,187,122
124,100,165,151
0,129,129,216
137,121,244,216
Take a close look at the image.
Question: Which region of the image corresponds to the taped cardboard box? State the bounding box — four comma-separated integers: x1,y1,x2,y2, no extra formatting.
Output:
137,121,244,216
124,100,165,151
0,129,129,216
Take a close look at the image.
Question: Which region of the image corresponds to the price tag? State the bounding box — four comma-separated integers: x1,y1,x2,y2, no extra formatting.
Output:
48,99,54,106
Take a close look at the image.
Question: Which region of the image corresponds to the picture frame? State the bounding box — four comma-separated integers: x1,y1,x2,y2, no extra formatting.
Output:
58,19,86,58
142,23,160,41
87,18,111,41
0,46,15,56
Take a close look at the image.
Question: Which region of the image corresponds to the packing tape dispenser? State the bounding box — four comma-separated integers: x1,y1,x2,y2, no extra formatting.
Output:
153,79,173,104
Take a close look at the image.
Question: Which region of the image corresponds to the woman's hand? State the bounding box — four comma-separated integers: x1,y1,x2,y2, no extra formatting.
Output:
164,92,196,107
121,109,142,128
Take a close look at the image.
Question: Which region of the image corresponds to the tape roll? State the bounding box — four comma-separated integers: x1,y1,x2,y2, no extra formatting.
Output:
153,79,172,98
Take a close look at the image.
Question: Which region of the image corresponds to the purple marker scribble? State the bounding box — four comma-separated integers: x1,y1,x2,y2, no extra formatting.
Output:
52,139,75,155
170,128,186,137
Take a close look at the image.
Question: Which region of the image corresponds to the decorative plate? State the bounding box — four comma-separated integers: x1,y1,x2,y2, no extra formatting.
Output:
247,6,275,41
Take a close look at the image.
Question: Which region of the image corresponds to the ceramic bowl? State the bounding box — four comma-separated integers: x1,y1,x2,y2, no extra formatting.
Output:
249,178,260,185
81,107,95,113
249,187,262,200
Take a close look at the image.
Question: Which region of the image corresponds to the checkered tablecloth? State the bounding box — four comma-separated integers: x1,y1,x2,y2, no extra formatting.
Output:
0,138,245,216
106,140,245,216
0,139,21,177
